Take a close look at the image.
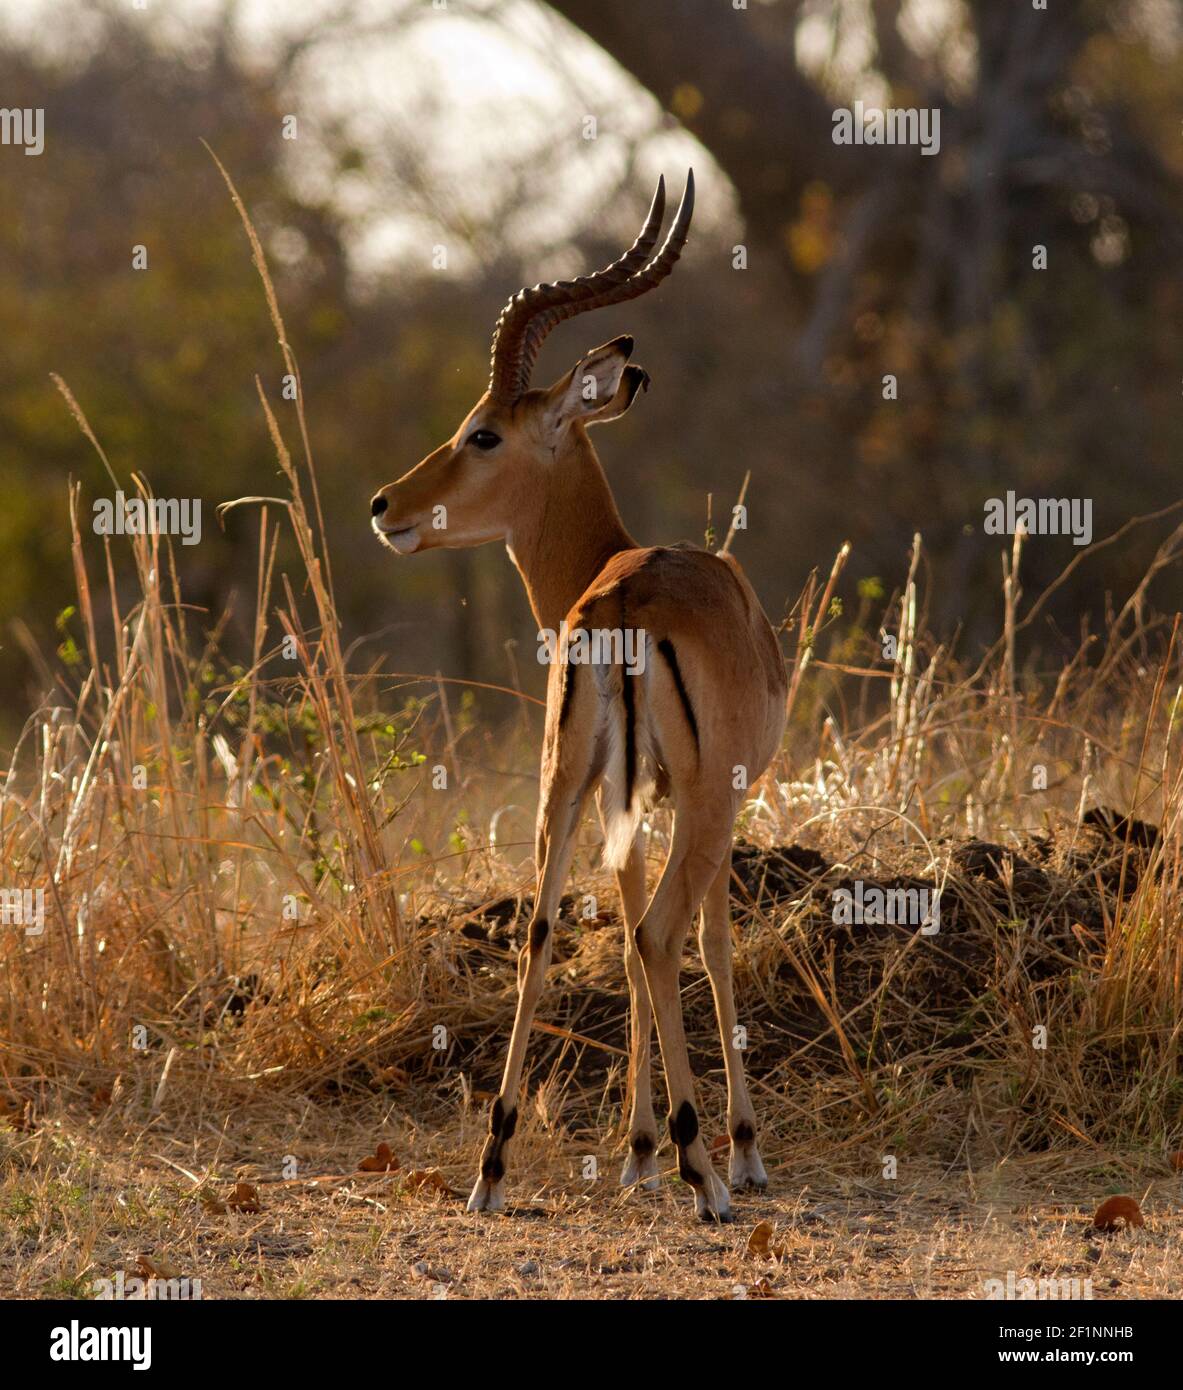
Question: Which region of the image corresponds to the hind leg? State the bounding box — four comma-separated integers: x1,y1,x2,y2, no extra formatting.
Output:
605,824,659,1191
635,809,736,1221
699,847,767,1190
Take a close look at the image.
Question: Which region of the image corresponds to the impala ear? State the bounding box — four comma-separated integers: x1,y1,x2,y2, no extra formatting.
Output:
587,363,650,427
545,336,649,433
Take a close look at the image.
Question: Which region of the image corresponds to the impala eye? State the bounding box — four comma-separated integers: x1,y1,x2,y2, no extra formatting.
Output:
468,429,501,451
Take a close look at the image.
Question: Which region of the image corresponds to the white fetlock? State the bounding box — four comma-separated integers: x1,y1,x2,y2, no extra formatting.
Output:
620,1149,661,1191
466,1175,505,1213
729,1144,769,1190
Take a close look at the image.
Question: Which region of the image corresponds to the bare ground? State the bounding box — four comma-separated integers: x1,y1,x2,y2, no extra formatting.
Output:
2,1103,1176,1301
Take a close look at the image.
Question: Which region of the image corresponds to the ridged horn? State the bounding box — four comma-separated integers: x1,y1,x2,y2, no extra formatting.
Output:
487,170,695,403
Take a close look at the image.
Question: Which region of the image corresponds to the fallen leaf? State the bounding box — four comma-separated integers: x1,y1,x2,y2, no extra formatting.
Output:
747,1220,787,1260
358,1142,399,1173
227,1181,262,1213
401,1169,461,1198
1092,1195,1144,1231
134,1254,183,1281
748,1277,776,1299
198,1189,226,1215
748,1220,773,1256
1169,1152,1183,1172
709,1135,729,1153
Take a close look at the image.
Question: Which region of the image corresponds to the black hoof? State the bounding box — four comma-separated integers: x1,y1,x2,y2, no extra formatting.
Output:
699,1206,736,1224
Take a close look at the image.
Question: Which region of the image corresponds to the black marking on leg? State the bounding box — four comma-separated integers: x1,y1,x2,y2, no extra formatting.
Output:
481,1097,517,1182
656,638,699,757
732,1119,755,1145
557,654,576,730
489,1097,518,1143
667,1102,703,1188
631,1132,656,1158
529,917,549,950
668,1100,699,1150
678,1155,704,1187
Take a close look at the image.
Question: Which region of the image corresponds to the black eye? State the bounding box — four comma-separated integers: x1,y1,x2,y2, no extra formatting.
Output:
467,429,501,451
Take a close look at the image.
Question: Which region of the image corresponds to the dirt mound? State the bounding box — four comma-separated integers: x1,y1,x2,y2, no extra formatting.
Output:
406,808,1161,1101
718,812,1157,1059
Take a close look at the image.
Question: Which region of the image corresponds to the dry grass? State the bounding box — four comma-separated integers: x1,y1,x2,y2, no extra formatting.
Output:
2,158,1182,1299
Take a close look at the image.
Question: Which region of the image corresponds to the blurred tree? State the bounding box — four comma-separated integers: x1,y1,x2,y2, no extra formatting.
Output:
0,5,510,730
547,0,1183,635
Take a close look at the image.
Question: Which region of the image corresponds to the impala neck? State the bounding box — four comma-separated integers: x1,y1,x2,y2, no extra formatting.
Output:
507,427,635,633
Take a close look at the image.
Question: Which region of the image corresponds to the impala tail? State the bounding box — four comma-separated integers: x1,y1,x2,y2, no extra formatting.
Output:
592,640,659,870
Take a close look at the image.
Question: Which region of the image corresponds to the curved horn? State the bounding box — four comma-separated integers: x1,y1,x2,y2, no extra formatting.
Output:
488,170,695,404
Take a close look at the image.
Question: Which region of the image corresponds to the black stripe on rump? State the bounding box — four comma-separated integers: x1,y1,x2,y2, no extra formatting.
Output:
657,638,699,756
557,647,577,729
621,601,637,806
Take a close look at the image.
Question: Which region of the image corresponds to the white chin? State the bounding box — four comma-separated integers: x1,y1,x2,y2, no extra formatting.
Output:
380,525,421,555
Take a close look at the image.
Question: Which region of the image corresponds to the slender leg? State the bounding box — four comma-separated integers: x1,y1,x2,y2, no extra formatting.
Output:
635,812,735,1221
468,700,596,1212
607,825,658,1190
699,847,767,1189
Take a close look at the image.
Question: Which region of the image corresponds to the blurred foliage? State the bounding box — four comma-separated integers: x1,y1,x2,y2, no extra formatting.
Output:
0,11,501,736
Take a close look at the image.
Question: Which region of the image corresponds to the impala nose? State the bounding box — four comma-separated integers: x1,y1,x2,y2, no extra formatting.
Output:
371,493,388,517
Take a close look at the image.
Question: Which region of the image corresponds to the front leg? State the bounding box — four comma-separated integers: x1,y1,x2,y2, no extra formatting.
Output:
468,662,596,1213
466,925,547,1213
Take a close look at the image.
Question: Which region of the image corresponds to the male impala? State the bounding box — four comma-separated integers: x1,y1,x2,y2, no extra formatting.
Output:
371,173,787,1221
